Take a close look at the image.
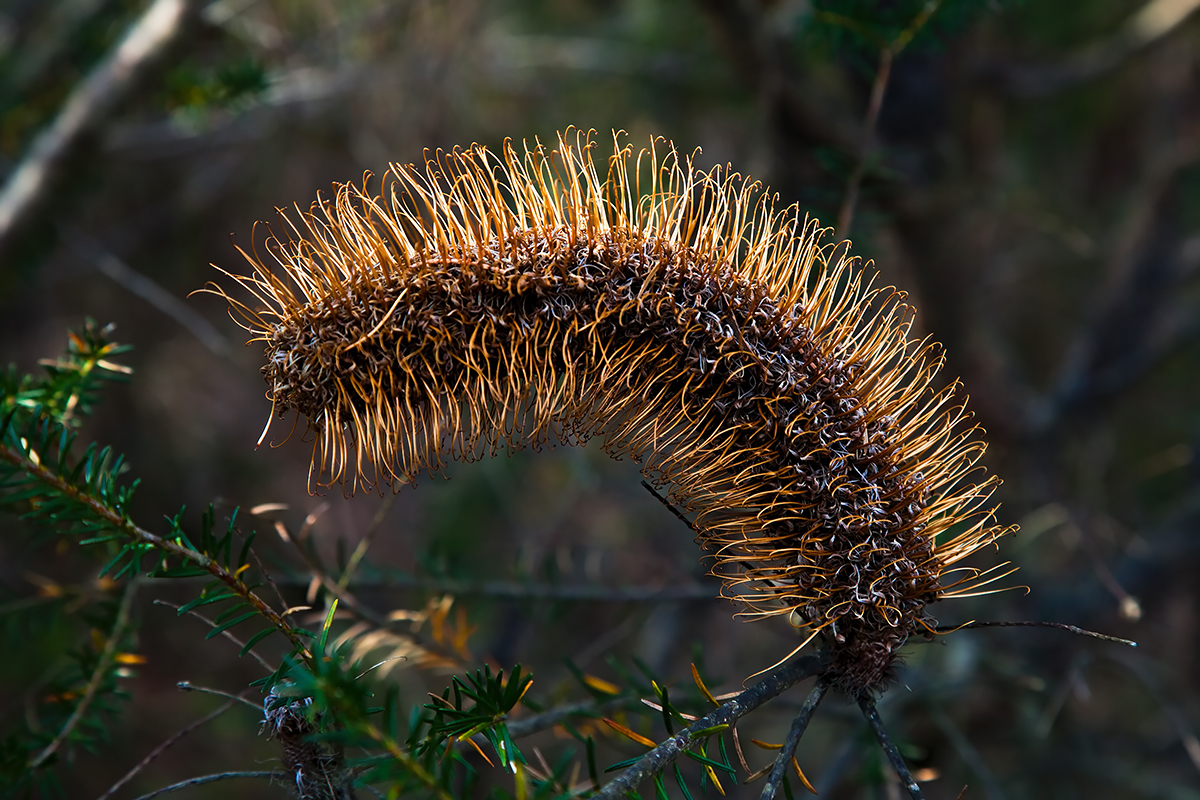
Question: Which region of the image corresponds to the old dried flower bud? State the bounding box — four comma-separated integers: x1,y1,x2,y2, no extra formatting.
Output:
262,687,350,799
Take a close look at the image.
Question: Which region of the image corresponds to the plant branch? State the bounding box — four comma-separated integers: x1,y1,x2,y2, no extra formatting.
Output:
929,705,1007,800
595,653,827,800
96,692,248,800
154,601,276,671
62,226,231,357
275,519,466,666
836,1,943,237
836,47,893,238
338,493,396,589
507,695,639,740
979,0,1200,96
130,771,285,800
176,680,263,710
278,572,720,603
0,440,309,659
0,0,205,256
858,697,923,800
760,678,828,800
936,620,1136,646
29,579,138,768
690,0,861,155
362,724,457,800
641,479,697,531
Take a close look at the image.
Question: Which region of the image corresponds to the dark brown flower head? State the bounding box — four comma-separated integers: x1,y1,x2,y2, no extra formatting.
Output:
211,130,1014,694
262,687,349,799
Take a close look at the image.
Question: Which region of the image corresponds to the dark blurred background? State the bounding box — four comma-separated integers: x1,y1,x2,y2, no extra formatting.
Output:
1,1,1198,798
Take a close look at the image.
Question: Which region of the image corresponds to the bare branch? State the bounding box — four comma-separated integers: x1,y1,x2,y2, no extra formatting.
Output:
836,48,892,238
274,572,720,603
0,0,205,255
29,580,139,769
62,226,231,357
595,653,827,800
979,0,1200,96
930,706,1007,800
507,696,639,740
759,678,828,800
176,680,263,710
837,0,943,236
338,493,397,589
858,697,923,800
96,692,249,800
130,771,285,800
152,600,277,671
935,620,1136,647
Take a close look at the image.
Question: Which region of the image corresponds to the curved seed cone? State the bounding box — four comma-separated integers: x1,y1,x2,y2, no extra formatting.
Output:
211,130,1014,694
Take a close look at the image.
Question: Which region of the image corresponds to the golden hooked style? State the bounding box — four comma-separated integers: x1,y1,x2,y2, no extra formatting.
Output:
211,130,1014,693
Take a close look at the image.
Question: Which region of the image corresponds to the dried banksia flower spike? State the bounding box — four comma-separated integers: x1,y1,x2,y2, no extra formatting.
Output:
210,129,1015,699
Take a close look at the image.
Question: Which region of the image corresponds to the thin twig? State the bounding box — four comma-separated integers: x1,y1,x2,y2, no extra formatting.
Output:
276,571,718,602
96,693,249,800
276,519,471,666
1107,650,1200,777
0,440,308,658
814,724,866,795
507,695,639,740
29,580,138,769
858,697,923,800
154,600,276,671
936,620,1136,647
929,706,1006,800
836,0,943,237
1036,653,1088,739
130,770,284,800
1071,511,1142,620
0,0,204,254
176,680,263,711
62,226,230,356
980,0,1200,96
338,493,397,589
836,47,892,238
760,678,829,800
595,654,827,800
641,480,696,532
250,547,291,619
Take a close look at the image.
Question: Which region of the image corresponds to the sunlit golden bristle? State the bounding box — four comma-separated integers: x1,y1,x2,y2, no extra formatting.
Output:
209,129,1014,693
